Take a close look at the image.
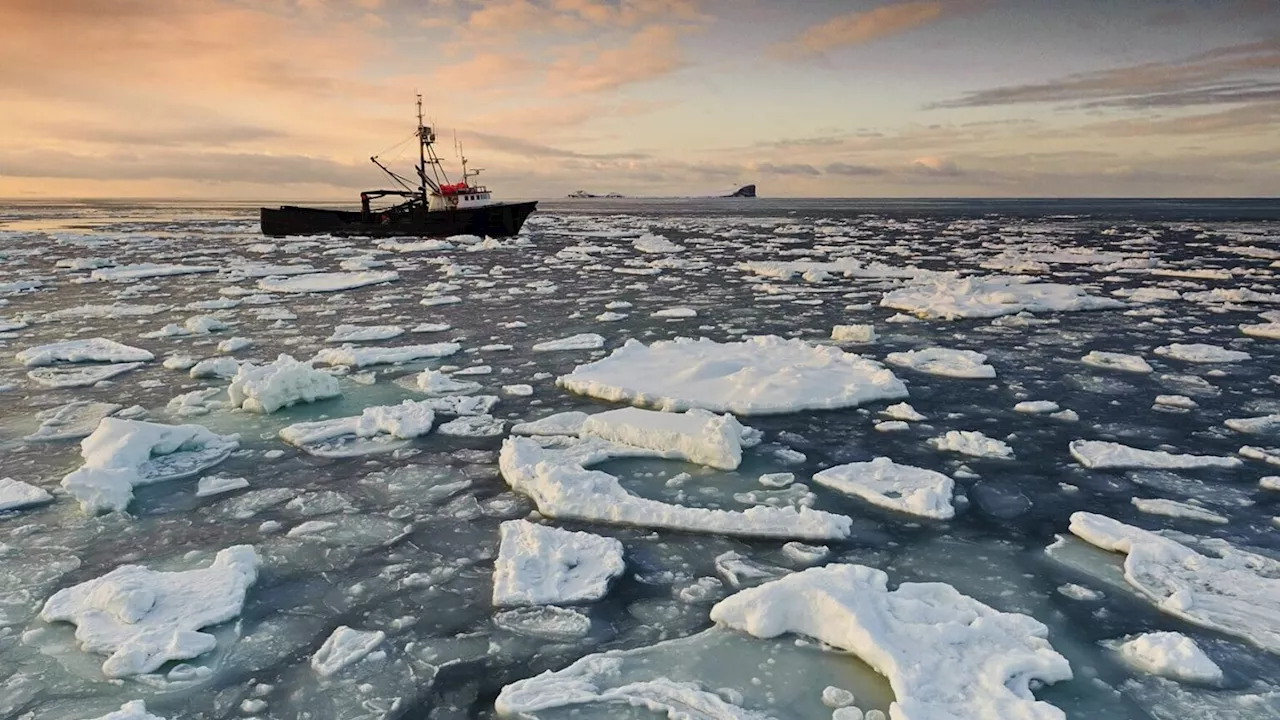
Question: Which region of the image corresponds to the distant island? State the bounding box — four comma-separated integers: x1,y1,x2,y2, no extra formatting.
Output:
566,184,757,199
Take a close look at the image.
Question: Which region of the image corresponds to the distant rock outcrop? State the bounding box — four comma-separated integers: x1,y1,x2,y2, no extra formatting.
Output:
725,184,756,198
566,190,626,198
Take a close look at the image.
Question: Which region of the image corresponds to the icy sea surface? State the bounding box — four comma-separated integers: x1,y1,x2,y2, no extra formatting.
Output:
2,197,1280,719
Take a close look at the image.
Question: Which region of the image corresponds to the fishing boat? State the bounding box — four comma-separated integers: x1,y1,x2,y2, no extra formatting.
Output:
260,97,537,238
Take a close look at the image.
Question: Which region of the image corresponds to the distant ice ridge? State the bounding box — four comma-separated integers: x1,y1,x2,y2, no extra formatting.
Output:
880,275,1124,320
40,545,260,677
813,457,955,519
16,337,154,367
558,335,907,415
1068,512,1280,655
227,354,341,413
709,564,1072,720
61,418,239,513
492,520,625,607
499,434,851,540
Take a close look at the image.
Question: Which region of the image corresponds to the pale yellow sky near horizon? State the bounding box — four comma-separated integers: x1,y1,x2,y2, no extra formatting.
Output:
1,0,1278,199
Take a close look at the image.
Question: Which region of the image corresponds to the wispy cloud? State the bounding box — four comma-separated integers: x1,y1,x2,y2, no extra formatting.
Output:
545,25,689,94
933,37,1280,109
773,1,977,59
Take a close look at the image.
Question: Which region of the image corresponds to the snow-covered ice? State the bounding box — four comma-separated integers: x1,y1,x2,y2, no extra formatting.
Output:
310,626,386,678
813,457,955,519
1069,440,1242,470
16,338,154,367
559,336,908,415
929,430,1014,459
1154,343,1251,363
0,477,54,512
313,342,461,367
227,354,341,413
40,545,260,677
257,270,398,293
1081,351,1153,373
279,400,436,457
1111,632,1223,684
492,520,626,607
881,275,1123,320
578,407,745,470
532,333,606,352
884,347,995,379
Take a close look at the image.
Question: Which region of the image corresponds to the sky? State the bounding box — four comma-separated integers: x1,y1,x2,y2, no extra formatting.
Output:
1,0,1278,199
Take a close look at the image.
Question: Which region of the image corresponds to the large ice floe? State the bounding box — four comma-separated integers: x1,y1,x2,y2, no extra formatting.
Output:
492,520,626,607
226,354,341,413
61,418,240,513
39,545,260,677
1067,512,1280,655
558,335,907,415
499,428,851,540
880,275,1123,320
16,338,154,367
256,270,398,293
1068,440,1242,470
813,457,955,519
279,400,435,457
702,564,1073,720
883,347,995,379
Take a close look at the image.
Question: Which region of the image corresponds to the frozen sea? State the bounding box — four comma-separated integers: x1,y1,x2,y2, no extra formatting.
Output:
2,197,1280,719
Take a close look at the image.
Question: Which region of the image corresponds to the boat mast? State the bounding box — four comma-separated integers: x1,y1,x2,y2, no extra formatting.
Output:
417,94,429,205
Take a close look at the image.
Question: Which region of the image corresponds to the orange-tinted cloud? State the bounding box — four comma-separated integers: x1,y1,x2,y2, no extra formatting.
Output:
545,25,687,94
774,1,973,58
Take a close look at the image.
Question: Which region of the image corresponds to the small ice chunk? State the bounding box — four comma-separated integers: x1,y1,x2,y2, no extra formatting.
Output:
326,324,404,343
1154,343,1251,363
280,400,435,457
415,369,482,396
1155,395,1197,410
40,546,260,677
885,348,995,379
1081,351,1153,374
532,333,606,352
1015,401,1059,414
875,420,909,432
759,472,795,488
813,457,955,519
314,342,461,367
310,626,386,677
1261,476,1280,491
1112,632,1223,684
823,686,856,708
196,475,249,497
653,307,698,318
881,403,925,421
216,336,252,354
257,270,397,293
1069,440,1242,470
831,325,876,343
163,355,198,371
81,701,166,720
929,431,1014,459
492,519,625,606
782,542,830,565
0,477,53,511
1132,498,1228,524
579,407,744,470
1225,415,1280,435
16,338,154,367
1057,583,1103,601
503,384,534,396
437,414,506,437
227,354,340,413
28,362,145,388
710,564,1073,720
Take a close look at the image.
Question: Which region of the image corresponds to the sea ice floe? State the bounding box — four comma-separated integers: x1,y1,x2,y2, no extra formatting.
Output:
413,368,483,395
279,400,436,457
1110,632,1223,684
0,477,53,512
1131,498,1228,524
311,626,386,678
16,338,154,367
632,234,685,253
1015,400,1060,414
1068,512,1280,654
40,545,260,677
81,701,166,720
189,356,243,379
325,324,405,343
558,335,907,415
437,414,507,437
499,436,852,540
710,564,1072,720
881,402,926,421
1154,343,1251,363
216,336,252,353
1068,440,1242,470
512,411,591,436
578,407,745,470
492,520,626,607
652,307,697,318
1081,351,1153,373
880,275,1123,320
929,430,1014,459
884,347,995,379
90,263,218,281
227,354,341,413
62,418,240,513
196,474,249,497
532,333,606,352
313,342,461,367
831,324,876,343
813,457,955,519
28,361,146,388
257,270,398,293
1225,414,1280,435
1241,322,1280,340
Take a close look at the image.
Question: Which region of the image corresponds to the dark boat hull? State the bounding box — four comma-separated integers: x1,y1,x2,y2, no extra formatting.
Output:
260,201,537,238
